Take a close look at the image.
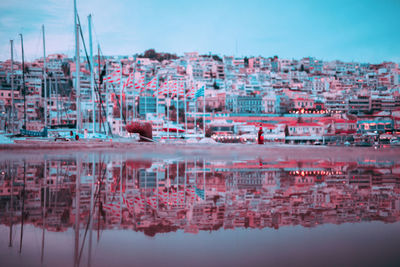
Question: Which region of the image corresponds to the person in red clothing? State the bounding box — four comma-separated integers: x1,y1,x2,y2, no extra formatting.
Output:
257,125,264,144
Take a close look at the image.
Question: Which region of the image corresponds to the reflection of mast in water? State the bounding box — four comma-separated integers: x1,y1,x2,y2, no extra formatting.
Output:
88,154,95,267
55,161,60,211
9,161,14,248
183,159,187,208
131,159,137,230
194,159,197,199
203,159,206,200
74,155,81,267
144,168,147,212
76,153,106,264
97,153,108,243
77,155,99,266
176,161,179,206
41,158,47,264
156,164,159,212
19,160,26,253
184,160,187,206
167,163,170,208
97,154,102,243
120,156,122,225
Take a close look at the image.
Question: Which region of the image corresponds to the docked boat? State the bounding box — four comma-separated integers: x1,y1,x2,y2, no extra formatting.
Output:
20,127,48,137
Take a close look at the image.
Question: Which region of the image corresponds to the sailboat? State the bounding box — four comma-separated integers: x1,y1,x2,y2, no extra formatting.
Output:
20,127,48,137
17,33,48,138
19,1,80,139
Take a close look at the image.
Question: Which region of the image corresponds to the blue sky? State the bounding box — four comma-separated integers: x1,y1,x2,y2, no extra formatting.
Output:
0,0,399,63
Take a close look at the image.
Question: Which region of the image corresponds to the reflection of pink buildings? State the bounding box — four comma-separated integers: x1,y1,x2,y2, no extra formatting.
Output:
1,158,400,236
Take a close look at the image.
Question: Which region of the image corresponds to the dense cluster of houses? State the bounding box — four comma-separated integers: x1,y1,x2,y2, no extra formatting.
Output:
0,51,399,143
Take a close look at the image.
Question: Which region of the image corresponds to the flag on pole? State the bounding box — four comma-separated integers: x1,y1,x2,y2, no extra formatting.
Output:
179,80,185,95
160,81,169,95
142,77,157,93
153,80,169,97
122,194,133,210
123,72,134,89
170,81,178,98
194,85,205,101
186,84,196,99
195,186,205,200
102,202,122,216
133,196,146,211
147,196,158,209
134,74,145,90
99,65,107,85
103,68,121,84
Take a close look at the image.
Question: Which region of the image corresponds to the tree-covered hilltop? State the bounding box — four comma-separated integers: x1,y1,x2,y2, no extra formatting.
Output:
138,49,179,62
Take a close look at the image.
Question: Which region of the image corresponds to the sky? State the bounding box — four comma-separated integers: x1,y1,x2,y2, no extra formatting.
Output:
0,0,399,63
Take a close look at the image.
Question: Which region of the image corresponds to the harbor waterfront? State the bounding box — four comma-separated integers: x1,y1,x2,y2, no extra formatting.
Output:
1,147,400,266
1,16,400,146
1,0,400,266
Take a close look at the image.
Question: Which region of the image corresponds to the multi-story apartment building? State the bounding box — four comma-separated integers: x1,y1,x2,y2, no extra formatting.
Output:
226,95,262,114
348,96,371,114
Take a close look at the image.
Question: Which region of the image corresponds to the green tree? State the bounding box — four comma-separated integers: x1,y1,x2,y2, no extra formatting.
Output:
143,49,157,59
213,80,219,89
244,57,249,67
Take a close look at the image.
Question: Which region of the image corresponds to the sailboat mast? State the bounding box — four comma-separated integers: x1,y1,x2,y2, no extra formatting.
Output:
194,84,197,135
119,62,123,136
74,0,81,133
10,40,14,133
203,86,205,138
19,34,26,129
88,14,95,134
49,77,52,127
105,62,109,136
176,82,179,137
97,45,102,133
132,56,137,120
56,75,60,125
42,25,47,128
184,81,187,135
166,79,169,141
156,74,159,137
167,91,170,141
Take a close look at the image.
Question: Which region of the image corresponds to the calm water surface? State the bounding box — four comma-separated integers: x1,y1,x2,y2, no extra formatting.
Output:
1,147,400,267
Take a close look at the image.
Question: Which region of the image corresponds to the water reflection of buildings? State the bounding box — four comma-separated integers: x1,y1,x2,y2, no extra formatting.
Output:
1,157,400,240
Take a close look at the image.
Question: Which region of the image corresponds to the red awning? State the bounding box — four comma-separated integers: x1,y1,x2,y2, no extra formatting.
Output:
162,128,185,133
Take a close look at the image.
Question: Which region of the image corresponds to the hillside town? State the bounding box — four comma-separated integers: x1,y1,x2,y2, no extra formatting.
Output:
0,50,399,145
